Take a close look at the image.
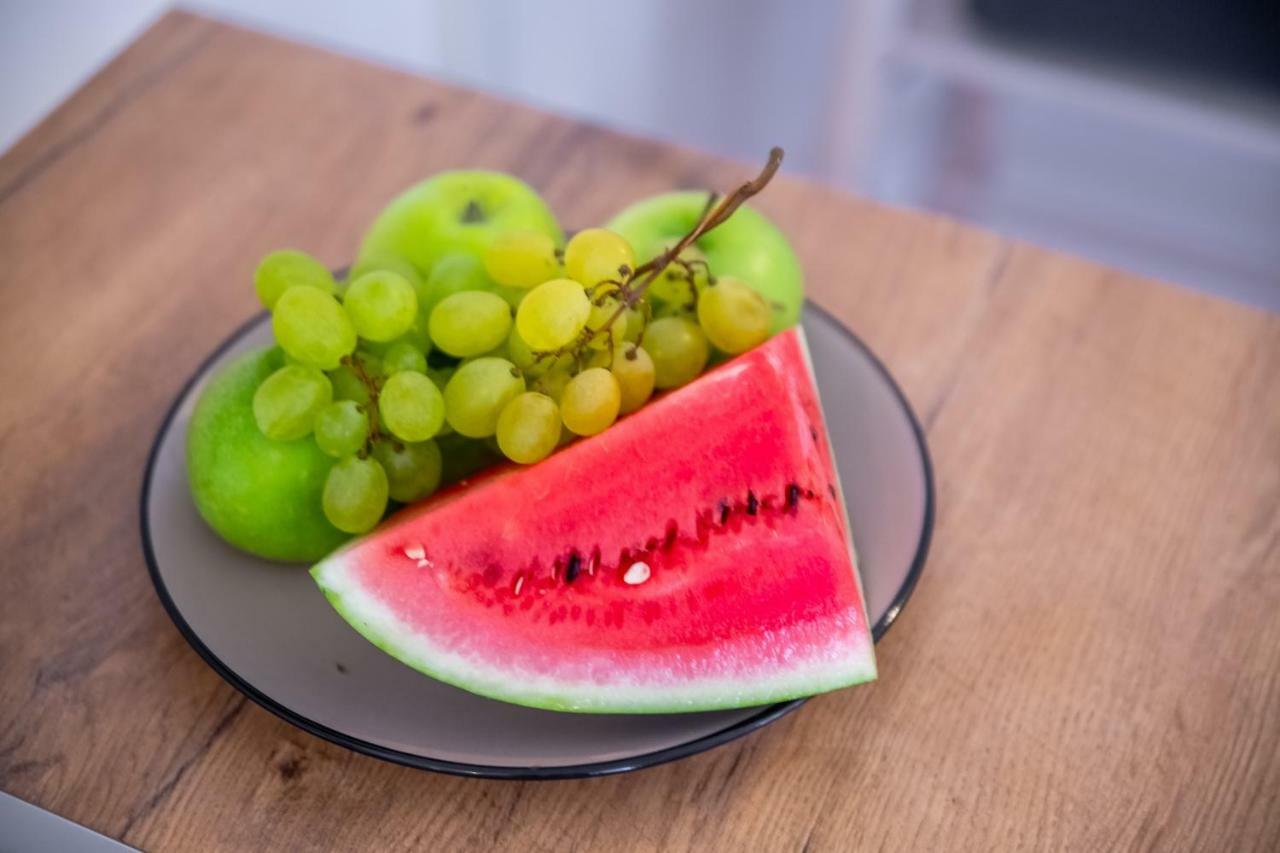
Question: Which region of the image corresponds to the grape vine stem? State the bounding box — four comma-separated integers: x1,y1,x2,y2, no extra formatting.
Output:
344,353,388,455
542,146,784,362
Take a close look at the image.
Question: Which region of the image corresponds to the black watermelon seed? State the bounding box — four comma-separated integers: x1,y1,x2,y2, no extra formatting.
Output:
565,552,581,584
786,483,801,510
810,425,819,442
718,500,730,525
828,484,837,499
746,490,759,516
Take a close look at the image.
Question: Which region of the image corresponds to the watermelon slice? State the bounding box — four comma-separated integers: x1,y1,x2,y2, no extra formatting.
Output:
312,327,875,713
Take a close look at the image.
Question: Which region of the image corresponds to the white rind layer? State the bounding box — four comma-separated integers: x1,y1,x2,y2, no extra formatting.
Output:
312,552,877,714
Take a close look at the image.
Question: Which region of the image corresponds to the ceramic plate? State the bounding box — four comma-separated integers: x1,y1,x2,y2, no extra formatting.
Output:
141,303,933,779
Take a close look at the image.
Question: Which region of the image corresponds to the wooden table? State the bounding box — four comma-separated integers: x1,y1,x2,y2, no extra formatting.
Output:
2,12,1277,851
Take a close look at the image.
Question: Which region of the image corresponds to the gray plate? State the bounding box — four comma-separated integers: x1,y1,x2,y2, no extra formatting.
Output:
141,304,933,779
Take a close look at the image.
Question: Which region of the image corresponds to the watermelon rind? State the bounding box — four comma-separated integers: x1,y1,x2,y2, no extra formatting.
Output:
312,552,875,713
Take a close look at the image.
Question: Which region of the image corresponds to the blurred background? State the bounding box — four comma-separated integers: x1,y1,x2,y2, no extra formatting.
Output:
3,0,1278,309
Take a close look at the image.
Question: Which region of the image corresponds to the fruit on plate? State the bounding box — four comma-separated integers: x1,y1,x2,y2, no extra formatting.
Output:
607,191,804,333
356,170,563,277
188,348,348,561
311,327,876,712
190,149,809,548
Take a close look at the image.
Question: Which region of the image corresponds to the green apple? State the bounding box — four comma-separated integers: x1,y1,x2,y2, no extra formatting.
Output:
187,347,348,562
607,192,804,332
356,170,563,278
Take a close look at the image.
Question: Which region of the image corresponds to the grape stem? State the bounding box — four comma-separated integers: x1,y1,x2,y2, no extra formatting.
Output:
537,146,784,364
344,354,386,455
626,146,781,290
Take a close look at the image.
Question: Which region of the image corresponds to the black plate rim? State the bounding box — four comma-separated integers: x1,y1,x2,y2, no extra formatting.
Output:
139,302,934,780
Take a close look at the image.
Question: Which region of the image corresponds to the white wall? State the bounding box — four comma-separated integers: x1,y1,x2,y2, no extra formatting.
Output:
0,0,170,152
3,0,1275,309
0,0,853,178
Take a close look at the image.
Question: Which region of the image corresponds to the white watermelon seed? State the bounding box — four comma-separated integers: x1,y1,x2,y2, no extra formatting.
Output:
403,544,425,561
624,561,651,585
513,575,525,595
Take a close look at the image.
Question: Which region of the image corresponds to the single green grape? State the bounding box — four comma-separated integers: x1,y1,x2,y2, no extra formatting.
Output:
428,291,512,357
353,350,383,377
382,340,427,375
328,363,371,405
652,299,694,320
489,282,528,310
582,347,612,370
560,367,621,436
426,363,457,439
372,438,443,503
329,350,383,391
585,294,627,349
476,339,511,360
419,253,491,317
516,278,590,350
254,250,335,309
425,365,455,393
506,325,537,372
322,456,388,533
611,343,655,414
484,230,561,288
364,318,434,357
378,371,445,442
533,367,571,402
442,357,526,438
272,286,357,370
641,316,709,389
345,254,422,295
508,326,573,378
564,228,635,287
649,245,709,306
622,304,646,342
697,276,771,354
495,392,561,464
343,270,418,342
354,334,395,356
404,308,433,351
313,400,369,457
252,365,333,440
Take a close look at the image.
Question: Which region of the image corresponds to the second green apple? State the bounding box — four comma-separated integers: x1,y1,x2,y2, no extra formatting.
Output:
607,191,804,333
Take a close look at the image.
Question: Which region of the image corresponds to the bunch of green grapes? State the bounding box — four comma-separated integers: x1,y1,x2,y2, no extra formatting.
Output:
250,250,447,534
486,226,771,466
247,224,771,531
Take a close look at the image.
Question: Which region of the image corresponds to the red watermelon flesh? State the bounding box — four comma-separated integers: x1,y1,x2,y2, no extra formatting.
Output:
312,327,875,712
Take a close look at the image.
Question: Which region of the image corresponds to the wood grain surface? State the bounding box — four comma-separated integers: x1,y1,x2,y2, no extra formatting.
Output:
2,12,1278,852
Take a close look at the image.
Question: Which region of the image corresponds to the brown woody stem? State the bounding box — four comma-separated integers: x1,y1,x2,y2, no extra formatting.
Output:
544,146,784,361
